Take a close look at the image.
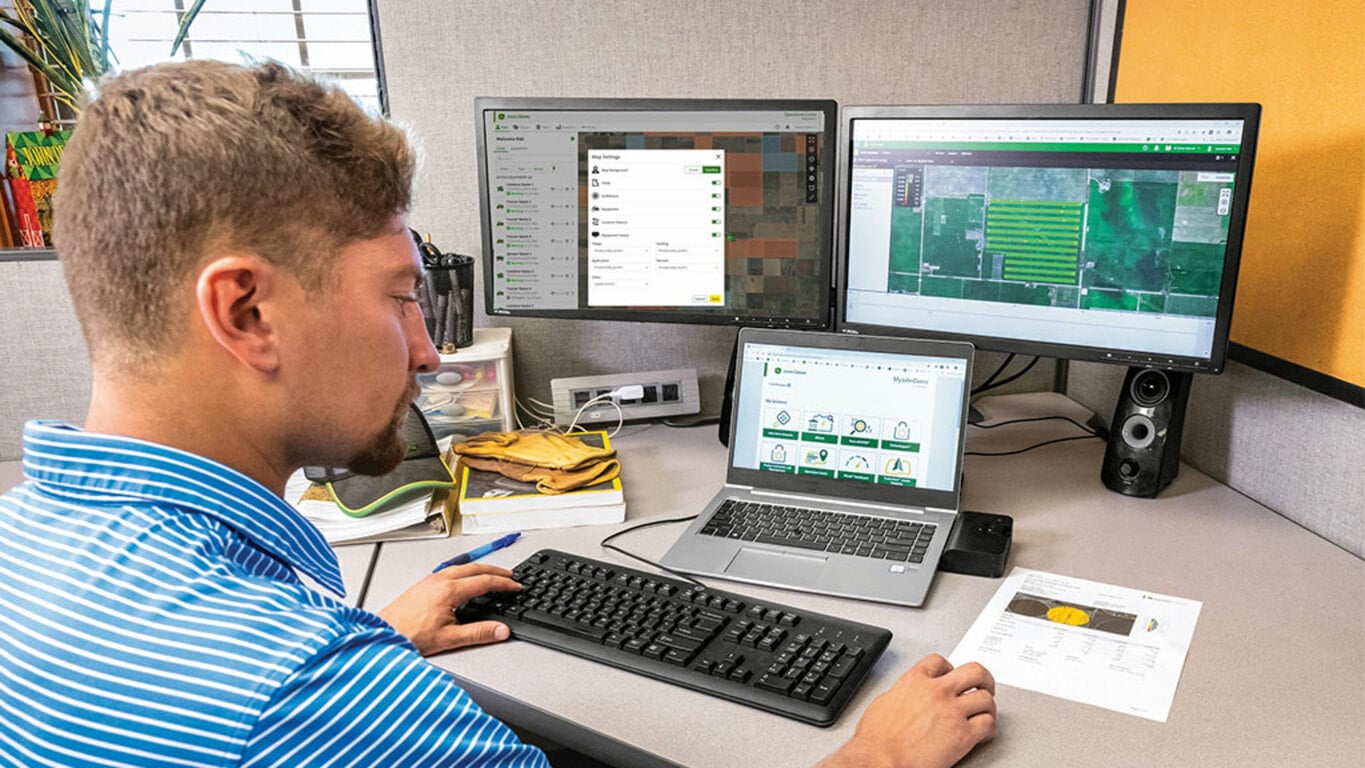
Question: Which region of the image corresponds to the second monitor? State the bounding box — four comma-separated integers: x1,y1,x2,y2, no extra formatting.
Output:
475,98,839,329
835,103,1260,373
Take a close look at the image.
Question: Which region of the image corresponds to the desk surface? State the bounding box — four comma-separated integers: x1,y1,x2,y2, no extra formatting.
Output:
366,393,1364,768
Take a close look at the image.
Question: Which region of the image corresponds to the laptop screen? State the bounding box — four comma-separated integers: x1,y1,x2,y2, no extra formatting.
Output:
730,340,970,493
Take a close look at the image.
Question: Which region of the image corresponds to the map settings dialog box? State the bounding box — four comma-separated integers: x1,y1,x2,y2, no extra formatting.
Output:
587,149,726,306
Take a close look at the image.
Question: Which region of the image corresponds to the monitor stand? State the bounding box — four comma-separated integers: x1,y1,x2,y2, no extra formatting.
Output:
717,330,741,446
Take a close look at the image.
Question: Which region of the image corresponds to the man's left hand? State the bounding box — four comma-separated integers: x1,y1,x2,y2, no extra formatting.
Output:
375,563,521,656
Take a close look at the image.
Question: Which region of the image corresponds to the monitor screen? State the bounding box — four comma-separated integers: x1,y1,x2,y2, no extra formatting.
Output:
836,103,1260,372
475,98,838,328
731,340,970,493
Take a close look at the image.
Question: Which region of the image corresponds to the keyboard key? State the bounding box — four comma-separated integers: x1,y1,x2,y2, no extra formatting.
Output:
663,648,694,666
756,673,795,695
829,656,857,679
675,625,716,643
756,535,824,551
521,610,607,642
694,616,725,633
656,634,702,653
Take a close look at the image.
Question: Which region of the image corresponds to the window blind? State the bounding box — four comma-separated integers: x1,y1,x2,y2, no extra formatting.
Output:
106,0,384,113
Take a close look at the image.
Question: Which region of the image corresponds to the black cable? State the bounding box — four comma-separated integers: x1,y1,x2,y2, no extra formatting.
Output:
965,433,1100,457
661,415,721,428
964,414,1103,457
972,355,1040,397
599,514,704,587
969,415,1097,434
971,353,1016,396
977,355,1040,393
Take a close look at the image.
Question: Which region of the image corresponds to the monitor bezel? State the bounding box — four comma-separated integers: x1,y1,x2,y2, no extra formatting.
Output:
833,102,1261,373
474,97,840,330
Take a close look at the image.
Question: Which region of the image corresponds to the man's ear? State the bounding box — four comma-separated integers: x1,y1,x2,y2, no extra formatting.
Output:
196,256,284,374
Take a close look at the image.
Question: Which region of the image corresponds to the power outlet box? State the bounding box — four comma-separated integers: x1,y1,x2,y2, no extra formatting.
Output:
550,368,701,425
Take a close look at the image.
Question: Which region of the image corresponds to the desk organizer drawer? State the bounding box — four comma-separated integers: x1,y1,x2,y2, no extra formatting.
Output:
416,327,514,441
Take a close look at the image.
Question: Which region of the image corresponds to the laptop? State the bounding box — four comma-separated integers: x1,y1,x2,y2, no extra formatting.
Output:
660,328,974,607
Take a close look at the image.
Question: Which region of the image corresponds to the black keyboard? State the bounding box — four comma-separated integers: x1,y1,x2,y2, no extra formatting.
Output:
700,499,938,563
458,549,892,725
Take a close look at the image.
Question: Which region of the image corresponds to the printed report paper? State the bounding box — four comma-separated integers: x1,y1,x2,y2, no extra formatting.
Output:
949,568,1201,722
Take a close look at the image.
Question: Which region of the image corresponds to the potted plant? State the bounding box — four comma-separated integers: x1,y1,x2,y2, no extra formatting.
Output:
1,0,206,120
0,1,113,120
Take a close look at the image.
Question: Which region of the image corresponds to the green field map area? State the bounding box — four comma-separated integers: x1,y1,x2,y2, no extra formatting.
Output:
887,167,1232,317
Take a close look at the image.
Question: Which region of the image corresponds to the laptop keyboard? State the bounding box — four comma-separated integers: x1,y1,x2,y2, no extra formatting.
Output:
699,499,937,563
457,549,892,725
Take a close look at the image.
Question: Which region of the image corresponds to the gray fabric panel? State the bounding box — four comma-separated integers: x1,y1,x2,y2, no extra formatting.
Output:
377,0,1090,412
0,260,90,460
1068,361,1365,558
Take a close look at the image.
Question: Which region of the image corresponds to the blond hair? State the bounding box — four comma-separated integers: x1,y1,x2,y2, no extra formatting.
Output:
53,60,416,372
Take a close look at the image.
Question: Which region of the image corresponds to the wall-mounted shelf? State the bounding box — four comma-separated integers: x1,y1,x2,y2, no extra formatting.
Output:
0,247,57,262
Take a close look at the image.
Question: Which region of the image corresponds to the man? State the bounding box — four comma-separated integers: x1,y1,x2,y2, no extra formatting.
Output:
0,61,995,766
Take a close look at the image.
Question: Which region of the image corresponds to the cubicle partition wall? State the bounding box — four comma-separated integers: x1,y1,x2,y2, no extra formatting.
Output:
1067,0,1365,557
375,0,1093,413
0,255,90,461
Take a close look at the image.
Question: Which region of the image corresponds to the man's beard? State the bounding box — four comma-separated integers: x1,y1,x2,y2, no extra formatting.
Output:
348,383,420,476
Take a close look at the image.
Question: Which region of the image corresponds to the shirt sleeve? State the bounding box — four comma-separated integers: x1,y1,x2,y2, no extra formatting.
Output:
240,626,550,768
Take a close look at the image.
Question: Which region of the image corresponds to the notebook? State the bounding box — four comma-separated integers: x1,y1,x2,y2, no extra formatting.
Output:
660,328,974,607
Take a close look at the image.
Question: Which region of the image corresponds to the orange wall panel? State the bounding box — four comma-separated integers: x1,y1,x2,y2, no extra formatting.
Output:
1116,1,1364,386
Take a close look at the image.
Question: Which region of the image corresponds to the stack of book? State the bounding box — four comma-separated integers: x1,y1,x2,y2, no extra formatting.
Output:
284,470,452,545
5,130,71,249
456,430,626,534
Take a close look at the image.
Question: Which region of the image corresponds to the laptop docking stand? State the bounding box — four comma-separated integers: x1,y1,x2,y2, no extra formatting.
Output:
939,510,1013,578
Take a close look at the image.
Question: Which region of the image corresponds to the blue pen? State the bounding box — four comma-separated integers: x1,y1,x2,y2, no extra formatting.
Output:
432,532,522,573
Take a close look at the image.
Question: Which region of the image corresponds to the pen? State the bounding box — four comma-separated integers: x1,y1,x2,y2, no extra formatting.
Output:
432,532,521,573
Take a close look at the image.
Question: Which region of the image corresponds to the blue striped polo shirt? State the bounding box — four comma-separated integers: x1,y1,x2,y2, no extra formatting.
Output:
0,421,549,767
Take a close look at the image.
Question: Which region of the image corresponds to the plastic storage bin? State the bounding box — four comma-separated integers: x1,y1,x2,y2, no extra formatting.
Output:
416,326,514,442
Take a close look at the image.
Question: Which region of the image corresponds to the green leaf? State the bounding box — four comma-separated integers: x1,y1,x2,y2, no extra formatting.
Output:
170,0,209,57
0,0,114,113
96,0,112,70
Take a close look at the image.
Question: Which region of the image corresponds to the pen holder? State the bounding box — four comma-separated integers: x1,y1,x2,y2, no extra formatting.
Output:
419,253,475,351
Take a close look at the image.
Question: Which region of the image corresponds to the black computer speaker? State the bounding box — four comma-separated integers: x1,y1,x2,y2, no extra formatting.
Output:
1100,366,1193,498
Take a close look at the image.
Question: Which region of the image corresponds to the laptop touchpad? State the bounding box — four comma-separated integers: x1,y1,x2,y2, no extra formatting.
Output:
725,547,825,587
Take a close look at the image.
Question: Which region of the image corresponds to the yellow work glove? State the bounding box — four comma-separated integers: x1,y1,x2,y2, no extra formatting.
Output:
453,430,616,471
459,454,621,494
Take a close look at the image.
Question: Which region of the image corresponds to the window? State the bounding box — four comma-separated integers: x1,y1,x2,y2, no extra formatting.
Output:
105,0,385,113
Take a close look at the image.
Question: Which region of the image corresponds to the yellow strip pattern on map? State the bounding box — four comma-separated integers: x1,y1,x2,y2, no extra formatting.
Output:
1045,606,1090,626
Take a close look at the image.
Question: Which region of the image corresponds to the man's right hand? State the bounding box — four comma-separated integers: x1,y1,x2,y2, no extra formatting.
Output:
818,654,997,768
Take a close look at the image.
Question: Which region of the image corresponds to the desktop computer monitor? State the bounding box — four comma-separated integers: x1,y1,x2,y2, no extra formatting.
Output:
475,98,839,329
835,103,1260,373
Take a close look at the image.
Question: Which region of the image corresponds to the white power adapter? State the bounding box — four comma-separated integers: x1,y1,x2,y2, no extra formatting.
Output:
550,369,701,425
611,385,645,402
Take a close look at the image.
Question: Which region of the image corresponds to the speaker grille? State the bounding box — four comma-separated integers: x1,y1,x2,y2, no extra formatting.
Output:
1130,369,1170,407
